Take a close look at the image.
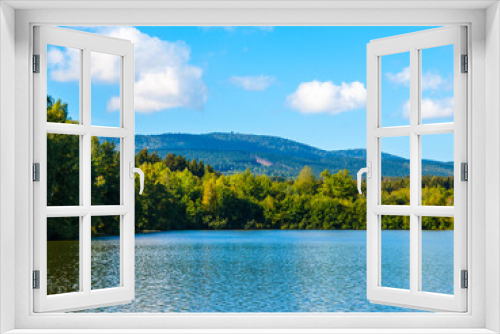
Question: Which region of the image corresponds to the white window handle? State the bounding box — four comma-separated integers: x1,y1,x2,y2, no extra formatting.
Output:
129,162,144,195
357,162,371,194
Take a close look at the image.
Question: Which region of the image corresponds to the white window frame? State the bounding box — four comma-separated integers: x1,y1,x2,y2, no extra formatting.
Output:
1,2,499,333
33,26,136,313
366,26,467,312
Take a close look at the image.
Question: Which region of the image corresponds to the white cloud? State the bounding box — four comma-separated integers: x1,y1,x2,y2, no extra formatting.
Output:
91,52,121,83
200,26,274,33
386,66,447,90
199,26,236,32
286,80,366,114
47,47,80,82
386,66,410,85
47,26,207,113
107,97,120,112
402,97,454,120
134,66,206,111
229,75,275,91
421,72,447,90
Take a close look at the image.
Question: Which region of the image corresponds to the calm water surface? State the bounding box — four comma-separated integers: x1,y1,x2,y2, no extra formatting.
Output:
47,230,453,312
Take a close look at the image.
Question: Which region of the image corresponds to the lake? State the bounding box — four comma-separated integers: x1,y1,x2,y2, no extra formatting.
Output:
47,230,454,312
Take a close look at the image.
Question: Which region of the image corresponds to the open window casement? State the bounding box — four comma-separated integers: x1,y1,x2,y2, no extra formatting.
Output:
33,26,137,312
363,26,467,312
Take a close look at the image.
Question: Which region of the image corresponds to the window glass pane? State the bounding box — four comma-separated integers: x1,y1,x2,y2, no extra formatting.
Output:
421,133,454,206
381,136,410,205
420,45,454,124
47,45,80,124
381,215,410,290
47,217,80,295
91,137,121,205
91,52,121,127
47,134,80,206
381,52,410,127
421,217,454,294
91,216,121,290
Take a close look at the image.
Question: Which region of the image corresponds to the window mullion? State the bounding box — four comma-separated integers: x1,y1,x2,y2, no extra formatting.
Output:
82,47,92,294
409,47,420,295
78,48,85,292
82,47,91,211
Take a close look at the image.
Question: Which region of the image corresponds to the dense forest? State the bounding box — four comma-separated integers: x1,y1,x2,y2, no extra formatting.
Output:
46,97,454,240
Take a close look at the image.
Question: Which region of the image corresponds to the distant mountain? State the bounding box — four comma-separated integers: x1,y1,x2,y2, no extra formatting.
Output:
135,132,453,178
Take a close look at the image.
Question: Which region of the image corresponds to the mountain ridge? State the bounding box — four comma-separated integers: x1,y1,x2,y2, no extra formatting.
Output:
135,132,453,178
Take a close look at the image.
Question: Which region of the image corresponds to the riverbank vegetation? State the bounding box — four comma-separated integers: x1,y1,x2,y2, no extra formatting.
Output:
46,97,454,240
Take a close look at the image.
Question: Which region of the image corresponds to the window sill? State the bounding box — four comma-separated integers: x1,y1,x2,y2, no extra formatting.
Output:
3,329,497,334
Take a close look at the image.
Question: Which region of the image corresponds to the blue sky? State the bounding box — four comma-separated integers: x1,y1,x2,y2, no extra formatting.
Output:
48,26,455,161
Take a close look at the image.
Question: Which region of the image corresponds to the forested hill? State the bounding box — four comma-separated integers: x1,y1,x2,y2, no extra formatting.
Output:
135,132,453,178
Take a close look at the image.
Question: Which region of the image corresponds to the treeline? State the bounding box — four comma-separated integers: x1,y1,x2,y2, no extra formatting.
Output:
46,96,454,240
134,163,453,232
136,149,219,178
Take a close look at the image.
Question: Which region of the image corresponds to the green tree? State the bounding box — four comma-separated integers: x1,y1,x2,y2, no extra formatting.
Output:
295,166,317,195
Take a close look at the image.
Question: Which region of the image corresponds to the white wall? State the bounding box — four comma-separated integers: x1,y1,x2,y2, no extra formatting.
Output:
0,2,16,333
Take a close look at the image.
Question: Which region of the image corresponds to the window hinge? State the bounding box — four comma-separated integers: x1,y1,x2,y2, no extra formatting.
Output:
33,163,40,182
461,54,468,73
461,162,468,181
33,54,40,73
33,270,40,289
461,270,468,289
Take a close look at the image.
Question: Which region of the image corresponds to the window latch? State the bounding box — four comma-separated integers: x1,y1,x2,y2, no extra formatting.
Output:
130,162,144,195
357,162,371,194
